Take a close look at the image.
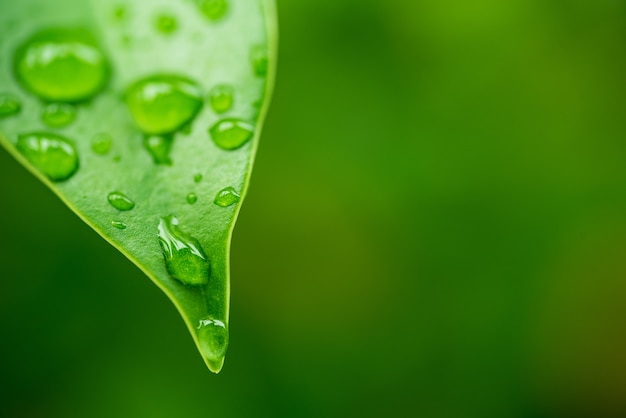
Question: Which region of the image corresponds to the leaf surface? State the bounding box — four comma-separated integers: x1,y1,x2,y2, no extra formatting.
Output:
0,0,277,373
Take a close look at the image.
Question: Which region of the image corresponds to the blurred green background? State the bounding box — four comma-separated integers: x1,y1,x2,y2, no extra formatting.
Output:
2,0,626,417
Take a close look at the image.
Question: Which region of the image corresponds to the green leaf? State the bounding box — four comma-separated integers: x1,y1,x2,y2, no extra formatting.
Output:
0,0,277,373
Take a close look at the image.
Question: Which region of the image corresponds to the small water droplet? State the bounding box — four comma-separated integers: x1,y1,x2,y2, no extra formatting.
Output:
111,220,127,230
16,132,79,182
250,45,268,77
91,132,113,155
209,119,254,150
41,102,76,127
187,192,198,205
125,75,203,135
107,191,135,211
156,14,178,34
143,135,173,165
14,28,110,102
214,187,240,207
197,318,229,372
209,84,233,114
199,0,228,21
158,215,210,286
194,173,203,183
0,94,22,118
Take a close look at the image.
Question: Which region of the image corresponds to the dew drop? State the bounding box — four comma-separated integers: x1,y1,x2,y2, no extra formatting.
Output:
197,318,229,372
158,215,210,286
143,135,173,165
250,45,268,77
156,14,178,34
214,187,240,207
111,220,127,230
125,75,203,135
0,94,22,118
41,102,76,127
194,173,203,183
209,119,254,150
199,0,228,21
107,191,135,211
16,132,79,182
209,84,233,114
91,133,113,155
187,192,198,205
14,28,110,102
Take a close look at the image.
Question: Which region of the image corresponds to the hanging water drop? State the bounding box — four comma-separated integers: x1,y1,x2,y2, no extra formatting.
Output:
209,119,254,150
91,133,113,155
214,187,240,207
0,94,22,118
143,135,173,165
158,215,210,286
125,75,203,135
209,84,233,114
199,0,228,21
16,132,79,182
14,28,110,102
107,191,135,211
41,103,76,127
197,318,229,372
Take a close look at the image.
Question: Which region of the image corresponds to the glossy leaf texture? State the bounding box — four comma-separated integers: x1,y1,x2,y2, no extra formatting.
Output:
0,0,277,373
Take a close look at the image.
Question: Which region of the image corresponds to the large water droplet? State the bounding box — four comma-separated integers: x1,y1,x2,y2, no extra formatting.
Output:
16,132,79,182
187,192,198,205
214,187,240,207
41,102,76,127
107,191,135,211
250,45,268,77
209,119,253,150
197,318,229,372
125,75,203,135
14,28,110,102
0,94,22,118
158,215,210,286
156,14,178,34
199,0,228,21
143,135,173,165
209,84,233,114
91,133,113,155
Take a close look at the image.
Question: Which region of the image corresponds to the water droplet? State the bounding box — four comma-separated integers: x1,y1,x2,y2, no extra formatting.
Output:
111,220,127,230
214,187,240,207
158,215,210,286
41,102,76,127
143,135,173,165
107,191,135,211
0,94,22,118
91,133,113,155
197,318,229,372
199,0,228,21
194,173,203,183
125,75,203,135
250,45,268,77
209,119,254,150
16,132,79,182
14,28,110,102
209,84,233,114
156,14,178,34
187,192,198,205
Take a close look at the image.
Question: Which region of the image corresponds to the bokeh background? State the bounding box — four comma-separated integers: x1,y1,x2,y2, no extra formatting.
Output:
2,0,626,417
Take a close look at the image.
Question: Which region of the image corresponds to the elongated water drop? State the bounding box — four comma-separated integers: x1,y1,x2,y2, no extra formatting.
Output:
158,216,210,286
41,103,76,127
209,119,253,150
125,75,203,135
209,84,233,113
0,94,21,118
91,133,112,155
199,0,228,21
197,318,229,372
14,28,110,102
111,220,127,230
107,191,135,211
214,187,240,207
143,135,173,165
16,132,79,181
